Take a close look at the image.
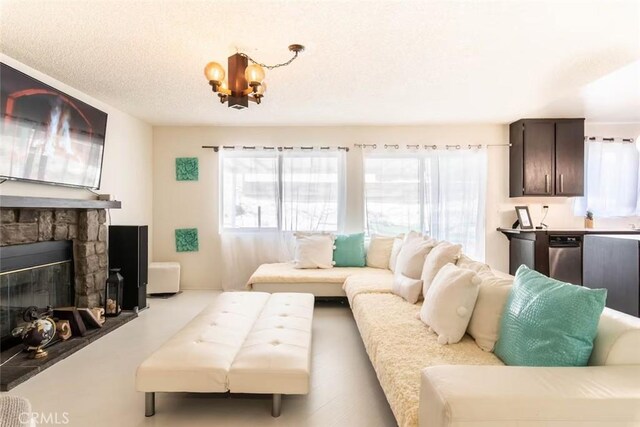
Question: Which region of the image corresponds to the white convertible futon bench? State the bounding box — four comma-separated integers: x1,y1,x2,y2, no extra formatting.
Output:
136,291,314,417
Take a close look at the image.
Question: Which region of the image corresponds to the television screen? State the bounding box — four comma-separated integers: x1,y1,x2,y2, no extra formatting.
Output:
0,63,108,189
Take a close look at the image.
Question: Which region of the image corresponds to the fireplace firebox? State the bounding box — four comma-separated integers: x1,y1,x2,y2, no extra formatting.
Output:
0,241,75,348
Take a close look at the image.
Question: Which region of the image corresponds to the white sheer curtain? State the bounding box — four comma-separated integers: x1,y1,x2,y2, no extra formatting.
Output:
220,151,279,229
220,231,294,290
364,153,422,235
574,139,639,217
281,150,346,232
220,149,345,290
364,148,487,260
427,149,487,260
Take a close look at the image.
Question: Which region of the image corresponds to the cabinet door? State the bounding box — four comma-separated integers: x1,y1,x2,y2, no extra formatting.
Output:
509,236,536,275
523,121,555,195
555,120,584,196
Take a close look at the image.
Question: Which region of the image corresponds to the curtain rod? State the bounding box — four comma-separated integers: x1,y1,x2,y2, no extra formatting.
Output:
202,145,349,152
585,136,635,143
353,143,510,150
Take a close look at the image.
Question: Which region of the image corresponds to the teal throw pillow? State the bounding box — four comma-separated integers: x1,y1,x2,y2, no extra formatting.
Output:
333,233,366,267
494,265,606,367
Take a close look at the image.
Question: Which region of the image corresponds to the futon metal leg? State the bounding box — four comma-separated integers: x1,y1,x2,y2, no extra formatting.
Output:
145,392,155,417
272,393,282,417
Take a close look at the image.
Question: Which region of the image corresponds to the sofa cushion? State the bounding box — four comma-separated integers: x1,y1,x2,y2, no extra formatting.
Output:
293,234,335,269
333,233,366,267
366,234,395,269
467,273,513,352
495,265,607,367
420,365,640,427
590,307,640,366
392,273,423,304
350,292,502,427
421,241,462,296
420,263,481,344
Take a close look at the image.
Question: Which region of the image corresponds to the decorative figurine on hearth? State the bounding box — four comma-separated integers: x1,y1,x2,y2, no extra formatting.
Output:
11,306,57,359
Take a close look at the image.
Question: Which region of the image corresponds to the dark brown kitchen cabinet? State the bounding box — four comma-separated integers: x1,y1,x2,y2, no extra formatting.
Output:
509,118,584,197
555,120,584,196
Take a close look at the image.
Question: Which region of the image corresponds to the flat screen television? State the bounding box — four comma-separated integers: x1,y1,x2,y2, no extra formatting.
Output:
0,63,108,189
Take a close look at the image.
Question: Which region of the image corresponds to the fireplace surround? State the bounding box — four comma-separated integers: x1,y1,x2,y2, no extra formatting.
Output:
1,206,108,309
0,196,121,309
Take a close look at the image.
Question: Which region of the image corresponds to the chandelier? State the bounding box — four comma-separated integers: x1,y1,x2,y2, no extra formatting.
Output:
204,44,305,110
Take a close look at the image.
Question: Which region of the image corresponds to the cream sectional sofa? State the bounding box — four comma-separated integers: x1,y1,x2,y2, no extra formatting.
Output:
250,257,640,427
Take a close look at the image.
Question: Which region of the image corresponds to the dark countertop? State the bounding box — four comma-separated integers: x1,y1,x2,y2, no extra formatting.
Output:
586,234,640,241
497,227,640,235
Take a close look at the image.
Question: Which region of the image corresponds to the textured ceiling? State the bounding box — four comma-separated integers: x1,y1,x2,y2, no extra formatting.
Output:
1,0,639,125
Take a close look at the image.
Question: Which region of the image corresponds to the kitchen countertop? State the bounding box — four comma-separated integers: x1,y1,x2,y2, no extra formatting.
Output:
497,227,640,235
585,234,640,241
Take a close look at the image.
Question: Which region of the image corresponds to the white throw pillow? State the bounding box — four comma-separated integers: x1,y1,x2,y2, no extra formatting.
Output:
421,241,462,296
395,232,437,280
366,235,395,269
392,273,423,304
456,254,491,275
388,237,404,272
467,273,513,351
420,263,481,345
293,234,335,269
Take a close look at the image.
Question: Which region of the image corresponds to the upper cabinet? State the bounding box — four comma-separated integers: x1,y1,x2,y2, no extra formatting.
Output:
509,118,584,197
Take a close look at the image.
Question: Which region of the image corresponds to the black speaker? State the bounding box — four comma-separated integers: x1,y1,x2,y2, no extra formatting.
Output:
108,225,148,312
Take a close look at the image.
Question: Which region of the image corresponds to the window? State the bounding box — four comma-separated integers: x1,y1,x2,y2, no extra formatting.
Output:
281,152,341,231
575,140,639,217
364,149,487,260
221,150,344,231
364,155,422,235
221,153,279,229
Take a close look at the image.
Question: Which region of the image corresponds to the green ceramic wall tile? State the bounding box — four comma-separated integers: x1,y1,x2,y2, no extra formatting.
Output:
175,228,199,252
176,157,199,181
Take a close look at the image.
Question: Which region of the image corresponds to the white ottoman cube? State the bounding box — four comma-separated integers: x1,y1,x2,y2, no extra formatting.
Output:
148,262,180,294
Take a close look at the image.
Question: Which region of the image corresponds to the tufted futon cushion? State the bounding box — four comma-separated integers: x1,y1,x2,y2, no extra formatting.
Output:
136,292,314,395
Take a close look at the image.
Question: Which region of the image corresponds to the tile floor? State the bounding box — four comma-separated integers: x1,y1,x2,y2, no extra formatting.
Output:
6,291,396,427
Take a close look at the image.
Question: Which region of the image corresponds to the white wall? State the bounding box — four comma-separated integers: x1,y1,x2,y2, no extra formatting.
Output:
154,123,640,290
153,125,508,289
0,55,153,232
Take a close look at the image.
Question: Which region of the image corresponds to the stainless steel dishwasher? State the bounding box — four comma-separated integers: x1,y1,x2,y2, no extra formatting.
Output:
548,235,582,285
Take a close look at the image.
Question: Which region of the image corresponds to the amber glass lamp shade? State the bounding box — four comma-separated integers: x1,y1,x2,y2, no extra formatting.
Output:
204,62,225,83
244,64,265,84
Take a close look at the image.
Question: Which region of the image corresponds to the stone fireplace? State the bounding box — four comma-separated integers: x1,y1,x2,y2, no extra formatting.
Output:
0,196,136,391
1,207,108,308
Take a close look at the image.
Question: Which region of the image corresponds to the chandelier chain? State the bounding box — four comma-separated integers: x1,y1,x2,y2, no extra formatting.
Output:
238,50,300,70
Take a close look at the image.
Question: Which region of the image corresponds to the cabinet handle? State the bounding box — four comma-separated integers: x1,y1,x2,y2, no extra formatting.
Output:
545,174,550,193
560,174,564,194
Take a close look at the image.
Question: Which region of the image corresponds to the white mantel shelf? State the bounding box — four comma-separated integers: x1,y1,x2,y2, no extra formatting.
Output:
0,195,121,209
